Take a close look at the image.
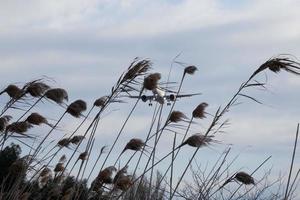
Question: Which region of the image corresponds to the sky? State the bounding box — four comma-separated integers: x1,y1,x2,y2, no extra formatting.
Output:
1,0,300,195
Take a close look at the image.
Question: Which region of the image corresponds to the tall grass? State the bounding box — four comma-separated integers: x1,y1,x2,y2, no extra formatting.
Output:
0,56,299,199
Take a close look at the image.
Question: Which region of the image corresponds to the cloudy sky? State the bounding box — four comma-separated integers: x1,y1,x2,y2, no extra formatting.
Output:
1,0,300,192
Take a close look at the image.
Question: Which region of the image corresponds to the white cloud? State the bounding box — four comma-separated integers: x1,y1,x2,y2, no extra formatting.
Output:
1,0,299,40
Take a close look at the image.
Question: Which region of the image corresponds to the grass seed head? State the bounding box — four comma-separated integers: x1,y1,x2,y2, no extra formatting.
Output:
3,84,23,99
54,162,64,173
115,175,133,191
0,115,12,132
40,167,51,177
143,73,161,90
94,96,108,107
181,134,214,148
59,155,67,163
184,66,198,75
58,138,71,147
192,103,208,119
39,176,50,187
123,59,152,82
79,151,88,160
113,165,128,184
123,138,145,152
168,111,187,123
235,171,255,185
6,121,33,134
254,56,300,77
26,112,47,125
26,82,50,97
70,135,84,145
67,99,87,118
97,166,117,184
45,88,68,104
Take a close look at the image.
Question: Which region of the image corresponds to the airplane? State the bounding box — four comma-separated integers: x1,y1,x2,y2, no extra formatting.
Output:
128,87,201,106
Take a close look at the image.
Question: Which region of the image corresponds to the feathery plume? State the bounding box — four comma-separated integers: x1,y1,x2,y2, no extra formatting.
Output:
97,166,117,184
25,112,48,126
235,171,255,185
6,121,33,134
45,88,68,104
113,165,128,184
168,111,187,123
59,155,67,163
67,99,87,118
143,73,161,90
58,138,71,148
123,59,152,82
192,103,208,119
79,151,88,160
253,56,300,78
1,84,23,99
70,135,85,145
94,96,108,107
54,162,64,173
40,167,52,177
115,175,133,191
184,66,198,75
179,134,214,148
0,115,12,132
122,138,145,153
26,82,50,97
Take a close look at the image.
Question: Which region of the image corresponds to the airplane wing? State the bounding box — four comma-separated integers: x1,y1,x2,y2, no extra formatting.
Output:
176,93,202,98
128,95,155,102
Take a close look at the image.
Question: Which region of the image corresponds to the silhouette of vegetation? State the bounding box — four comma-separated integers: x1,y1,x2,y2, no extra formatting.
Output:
0,56,299,199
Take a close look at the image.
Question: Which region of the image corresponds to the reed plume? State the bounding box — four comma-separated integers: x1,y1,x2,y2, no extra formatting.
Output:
25,81,50,97
1,84,23,99
143,73,161,90
192,102,208,119
58,138,71,148
123,59,151,82
168,110,187,123
70,135,85,145
114,175,133,191
66,99,87,118
6,121,33,135
0,115,12,132
235,171,255,185
184,65,198,75
45,88,68,104
25,112,53,128
94,96,108,107
179,134,214,148
251,56,300,79
122,138,145,153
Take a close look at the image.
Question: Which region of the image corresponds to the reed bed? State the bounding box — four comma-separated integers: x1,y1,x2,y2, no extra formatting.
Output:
0,56,299,200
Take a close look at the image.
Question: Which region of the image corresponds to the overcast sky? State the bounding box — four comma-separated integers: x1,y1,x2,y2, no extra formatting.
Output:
1,0,300,192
